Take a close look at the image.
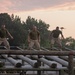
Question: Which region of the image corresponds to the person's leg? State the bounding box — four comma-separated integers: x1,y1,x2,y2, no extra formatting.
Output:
3,38,10,50
50,38,55,49
56,38,62,51
34,40,40,50
28,40,34,50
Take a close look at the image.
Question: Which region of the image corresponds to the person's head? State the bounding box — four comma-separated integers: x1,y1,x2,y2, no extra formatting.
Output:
56,26,59,30
1,24,6,29
32,25,37,31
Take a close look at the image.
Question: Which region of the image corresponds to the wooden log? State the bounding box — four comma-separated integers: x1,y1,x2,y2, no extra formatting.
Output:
0,61,4,68
32,55,57,68
0,66,68,71
17,55,39,68
59,56,68,61
59,56,75,64
45,56,68,67
63,47,74,51
0,50,74,56
2,55,22,67
41,47,68,67
41,46,74,73
10,46,20,50
4,65,33,69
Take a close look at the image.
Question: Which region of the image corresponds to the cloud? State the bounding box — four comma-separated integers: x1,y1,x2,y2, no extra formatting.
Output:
48,1,75,11
0,0,13,12
0,0,75,13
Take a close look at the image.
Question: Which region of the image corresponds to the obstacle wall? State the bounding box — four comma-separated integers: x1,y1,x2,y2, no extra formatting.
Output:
0,46,75,75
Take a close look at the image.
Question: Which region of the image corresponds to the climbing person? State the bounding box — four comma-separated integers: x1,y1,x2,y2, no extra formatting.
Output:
28,25,40,50
50,26,64,50
0,24,13,50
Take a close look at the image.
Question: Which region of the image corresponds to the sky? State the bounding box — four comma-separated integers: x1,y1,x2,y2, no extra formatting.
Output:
0,0,75,38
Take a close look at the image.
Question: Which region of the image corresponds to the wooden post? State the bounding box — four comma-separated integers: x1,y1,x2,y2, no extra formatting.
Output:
59,70,65,75
37,55,41,75
68,51,74,75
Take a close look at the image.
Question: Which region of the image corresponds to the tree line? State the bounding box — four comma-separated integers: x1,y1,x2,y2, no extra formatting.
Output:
0,13,75,50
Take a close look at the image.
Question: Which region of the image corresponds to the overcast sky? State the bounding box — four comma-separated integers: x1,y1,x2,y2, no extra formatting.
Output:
0,0,75,38
0,0,75,12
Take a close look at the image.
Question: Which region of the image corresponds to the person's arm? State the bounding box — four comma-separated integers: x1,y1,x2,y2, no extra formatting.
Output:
49,31,53,39
61,32,64,39
38,34,40,43
37,31,40,42
6,30,13,39
27,33,31,43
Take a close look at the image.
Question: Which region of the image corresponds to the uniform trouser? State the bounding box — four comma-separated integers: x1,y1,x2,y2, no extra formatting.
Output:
51,37,62,48
0,38,10,50
29,40,40,50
